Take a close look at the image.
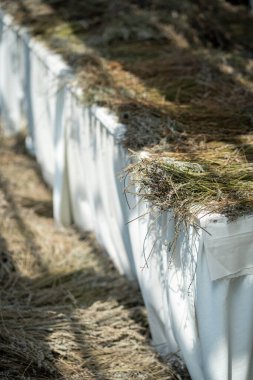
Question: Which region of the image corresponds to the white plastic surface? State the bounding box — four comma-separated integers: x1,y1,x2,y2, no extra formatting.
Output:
131,208,253,379
64,90,136,278
202,214,253,280
0,13,25,133
26,40,71,187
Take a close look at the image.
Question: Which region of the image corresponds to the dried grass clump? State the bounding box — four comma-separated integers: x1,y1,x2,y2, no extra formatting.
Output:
126,154,253,224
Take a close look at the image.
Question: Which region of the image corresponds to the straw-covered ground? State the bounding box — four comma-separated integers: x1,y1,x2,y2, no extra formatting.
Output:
0,131,188,379
1,0,253,223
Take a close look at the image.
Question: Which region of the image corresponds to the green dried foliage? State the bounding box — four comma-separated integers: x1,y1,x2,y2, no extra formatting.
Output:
126,155,253,223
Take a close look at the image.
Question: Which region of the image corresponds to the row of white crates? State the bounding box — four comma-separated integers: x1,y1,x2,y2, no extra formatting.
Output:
1,10,253,380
